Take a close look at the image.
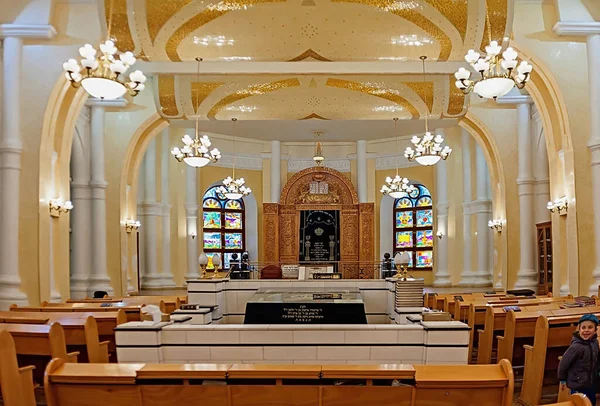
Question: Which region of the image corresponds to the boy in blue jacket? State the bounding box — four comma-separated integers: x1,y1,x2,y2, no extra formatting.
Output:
557,314,600,406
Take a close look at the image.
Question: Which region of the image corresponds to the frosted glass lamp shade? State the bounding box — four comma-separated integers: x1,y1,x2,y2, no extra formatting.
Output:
81,77,127,100
395,252,410,265
393,253,402,264
212,254,221,267
198,252,209,266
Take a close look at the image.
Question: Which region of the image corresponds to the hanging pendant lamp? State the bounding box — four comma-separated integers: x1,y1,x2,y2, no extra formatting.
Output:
218,118,252,200
380,118,415,199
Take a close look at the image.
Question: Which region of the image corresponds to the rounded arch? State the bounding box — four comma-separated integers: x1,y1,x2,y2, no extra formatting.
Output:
279,166,359,205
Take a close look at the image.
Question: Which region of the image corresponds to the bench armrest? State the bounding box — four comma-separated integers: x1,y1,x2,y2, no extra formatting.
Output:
99,340,110,347
67,351,80,363
497,335,504,342
18,365,35,373
523,344,533,351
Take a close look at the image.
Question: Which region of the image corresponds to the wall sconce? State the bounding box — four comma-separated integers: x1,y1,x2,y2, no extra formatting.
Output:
488,219,505,232
547,197,568,215
125,220,141,233
436,231,443,239
49,199,73,217
190,232,197,239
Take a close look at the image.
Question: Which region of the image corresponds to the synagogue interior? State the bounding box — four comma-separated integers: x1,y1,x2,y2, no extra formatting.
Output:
0,0,600,405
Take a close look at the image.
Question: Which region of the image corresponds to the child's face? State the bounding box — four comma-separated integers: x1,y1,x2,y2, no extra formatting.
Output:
578,321,597,340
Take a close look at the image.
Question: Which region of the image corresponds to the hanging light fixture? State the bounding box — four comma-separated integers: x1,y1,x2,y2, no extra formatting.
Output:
171,58,221,168
381,118,416,199
217,118,252,200
404,56,452,166
313,132,325,166
454,12,532,99
62,0,146,100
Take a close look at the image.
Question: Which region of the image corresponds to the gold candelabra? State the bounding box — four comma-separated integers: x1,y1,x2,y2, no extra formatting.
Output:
395,263,409,281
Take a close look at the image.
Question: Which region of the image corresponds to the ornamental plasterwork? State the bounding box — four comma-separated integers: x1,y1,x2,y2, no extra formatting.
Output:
287,159,351,173
106,0,509,62
375,155,422,170
211,153,263,170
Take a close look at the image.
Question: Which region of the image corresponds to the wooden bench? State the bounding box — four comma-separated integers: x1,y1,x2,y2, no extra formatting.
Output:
66,296,187,315
497,306,600,365
0,330,37,406
43,360,514,406
548,394,592,406
11,303,142,321
517,314,592,406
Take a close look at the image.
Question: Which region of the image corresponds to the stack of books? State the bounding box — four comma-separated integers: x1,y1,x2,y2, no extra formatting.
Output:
575,296,595,306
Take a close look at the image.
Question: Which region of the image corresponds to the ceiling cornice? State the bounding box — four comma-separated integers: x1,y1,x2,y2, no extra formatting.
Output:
0,24,56,39
553,21,600,36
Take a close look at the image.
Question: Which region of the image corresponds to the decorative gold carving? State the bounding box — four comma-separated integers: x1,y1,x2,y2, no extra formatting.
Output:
341,209,359,260
423,0,468,41
359,203,375,263
326,78,420,119
146,0,193,44
446,74,467,116
331,0,452,61
105,0,135,52
279,206,298,261
403,82,434,113
300,113,330,120
191,82,224,113
158,75,179,117
288,49,332,62
481,0,509,51
297,180,341,204
207,78,301,119
164,0,286,62
280,166,359,206
263,203,279,263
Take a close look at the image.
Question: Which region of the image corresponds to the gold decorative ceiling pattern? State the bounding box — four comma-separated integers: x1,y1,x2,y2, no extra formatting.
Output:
105,0,510,62
154,74,462,121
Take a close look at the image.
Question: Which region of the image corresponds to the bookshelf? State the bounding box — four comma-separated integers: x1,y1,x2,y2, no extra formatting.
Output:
536,221,552,295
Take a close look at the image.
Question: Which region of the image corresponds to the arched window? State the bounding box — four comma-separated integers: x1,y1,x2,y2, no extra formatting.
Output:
393,184,433,270
202,186,245,270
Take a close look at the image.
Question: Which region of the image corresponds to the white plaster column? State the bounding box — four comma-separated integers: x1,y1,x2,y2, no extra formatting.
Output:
88,103,113,295
532,106,551,224
270,140,281,203
185,164,200,279
160,130,175,286
515,101,538,290
70,108,92,299
587,34,600,295
139,139,162,288
356,140,368,203
0,36,28,307
48,153,62,302
433,132,451,286
472,143,492,286
458,131,475,286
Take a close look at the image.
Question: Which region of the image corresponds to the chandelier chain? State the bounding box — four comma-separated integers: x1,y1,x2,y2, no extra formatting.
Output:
231,118,237,179
106,0,115,42
393,117,399,176
485,3,492,45
420,56,429,134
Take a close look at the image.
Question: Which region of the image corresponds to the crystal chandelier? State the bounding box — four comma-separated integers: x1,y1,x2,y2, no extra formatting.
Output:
381,118,416,199
405,56,452,166
454,40,532,99
171,58,221,168
217,118,252,200
62,0,146,100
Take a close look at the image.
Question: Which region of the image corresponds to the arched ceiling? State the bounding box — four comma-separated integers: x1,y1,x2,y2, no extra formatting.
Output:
103,0,512,134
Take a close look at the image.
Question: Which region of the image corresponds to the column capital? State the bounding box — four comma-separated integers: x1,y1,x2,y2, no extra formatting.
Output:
553,21,600,36
495,95,533,105
471,199,492,214
0,24,56,39
89,180,108,189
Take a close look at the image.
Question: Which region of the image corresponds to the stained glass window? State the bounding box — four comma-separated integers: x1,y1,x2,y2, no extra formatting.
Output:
203,212,221,229
201,186,245,269
393,183,434,271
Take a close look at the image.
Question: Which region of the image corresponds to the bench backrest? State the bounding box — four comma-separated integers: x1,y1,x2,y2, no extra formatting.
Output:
0,331,36,406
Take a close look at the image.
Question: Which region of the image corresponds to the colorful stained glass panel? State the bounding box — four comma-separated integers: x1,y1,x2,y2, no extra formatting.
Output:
225,200,242,209
203,211,221,228
395,231,413,248
417,196,432,207
416,210,433,227
203,198,221,209
396,211,413,229
225,212,242,229
395,198,413,208
416,251,433,268
416,230,434,247
203,232,221,249
225,233,243,249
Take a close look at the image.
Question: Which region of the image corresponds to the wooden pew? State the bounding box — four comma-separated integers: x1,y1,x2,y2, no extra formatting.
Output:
0,330,37,406
517,314,589,406
547,394,592,406
497,306,600,365
44,360,515,406
11,303,142,321
84,316,110,363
